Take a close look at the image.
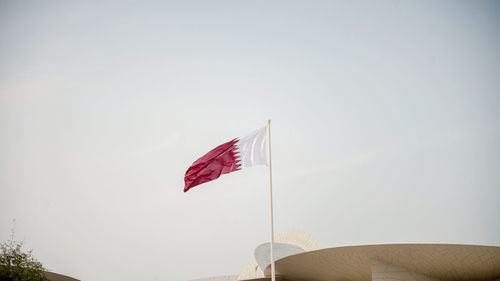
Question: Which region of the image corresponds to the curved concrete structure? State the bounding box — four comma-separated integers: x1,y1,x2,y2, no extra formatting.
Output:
191,230,500,281
266,244,500,281
44,271,80,281
238,230,319,280
188,231,500,281
254,242,305,272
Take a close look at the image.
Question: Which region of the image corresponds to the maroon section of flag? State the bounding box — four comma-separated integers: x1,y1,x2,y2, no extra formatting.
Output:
184,125,268,192
184,138,241,192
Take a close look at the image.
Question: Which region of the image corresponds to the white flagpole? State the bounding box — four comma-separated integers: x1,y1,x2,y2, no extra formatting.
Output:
267,119,276,281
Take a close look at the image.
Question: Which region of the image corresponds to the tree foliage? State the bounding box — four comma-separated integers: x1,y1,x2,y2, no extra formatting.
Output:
0,224,50,281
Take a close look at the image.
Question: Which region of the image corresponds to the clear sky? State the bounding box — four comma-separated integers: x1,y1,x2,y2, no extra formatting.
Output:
1,1,499,281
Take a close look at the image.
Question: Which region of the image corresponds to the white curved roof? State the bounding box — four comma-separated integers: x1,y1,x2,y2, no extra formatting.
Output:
266,244,500,281
254,242,304,272
238,230,319,280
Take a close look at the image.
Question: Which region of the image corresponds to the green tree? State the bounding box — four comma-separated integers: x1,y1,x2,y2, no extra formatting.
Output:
0,222,50,281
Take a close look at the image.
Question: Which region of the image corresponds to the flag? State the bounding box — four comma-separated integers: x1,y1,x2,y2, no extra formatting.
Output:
184,125,268,192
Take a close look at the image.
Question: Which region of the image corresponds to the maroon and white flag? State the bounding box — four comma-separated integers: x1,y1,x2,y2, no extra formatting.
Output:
184,125,268,192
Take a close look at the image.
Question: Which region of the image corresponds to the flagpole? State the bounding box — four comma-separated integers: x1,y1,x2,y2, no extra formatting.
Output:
267,119,276,281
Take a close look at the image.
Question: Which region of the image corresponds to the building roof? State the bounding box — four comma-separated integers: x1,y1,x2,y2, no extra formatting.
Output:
238,230,319,280
45,271,80,281
192,230,500,281
264,244,500,281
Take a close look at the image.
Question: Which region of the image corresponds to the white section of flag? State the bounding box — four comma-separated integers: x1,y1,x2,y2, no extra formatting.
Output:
236,125,268,168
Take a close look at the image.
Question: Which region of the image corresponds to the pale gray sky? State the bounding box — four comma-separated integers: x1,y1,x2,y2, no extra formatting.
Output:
1,1,499,281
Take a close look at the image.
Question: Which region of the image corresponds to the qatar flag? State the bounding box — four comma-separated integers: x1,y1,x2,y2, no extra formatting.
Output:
184,125,268,192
